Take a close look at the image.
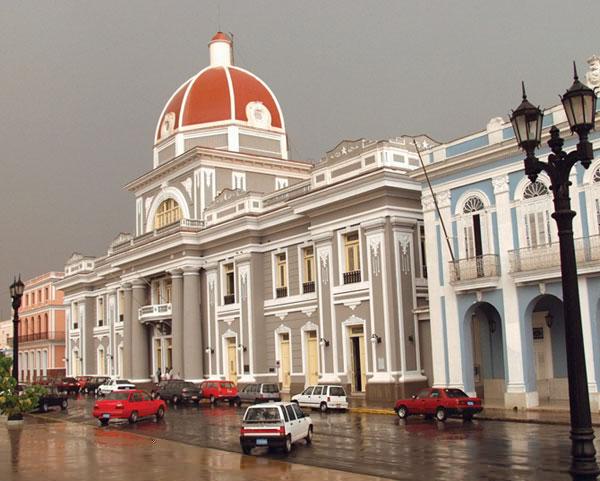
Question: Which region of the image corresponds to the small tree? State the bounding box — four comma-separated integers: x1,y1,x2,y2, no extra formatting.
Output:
0,355,46,420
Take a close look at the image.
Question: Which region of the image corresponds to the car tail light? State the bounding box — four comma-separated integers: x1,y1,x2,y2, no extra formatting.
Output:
116,403,124,409
278,426,285,436
327,397,331,402
94,404,99,409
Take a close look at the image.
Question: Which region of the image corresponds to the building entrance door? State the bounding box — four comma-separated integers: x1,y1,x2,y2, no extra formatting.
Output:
306,331,319,386
349,326,366,393
153,336,173,379
279,333,291,390
227,337,238,383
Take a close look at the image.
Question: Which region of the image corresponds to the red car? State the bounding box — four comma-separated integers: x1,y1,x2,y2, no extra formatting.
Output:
57,377,80,394
93,390,167,426
394,387,482,422
199,380,241,406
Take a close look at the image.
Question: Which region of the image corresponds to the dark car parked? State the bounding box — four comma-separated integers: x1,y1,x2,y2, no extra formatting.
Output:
38,386,69,412
84,376,111,394
152,380,202,404
56,377,80,394
238,383,281,404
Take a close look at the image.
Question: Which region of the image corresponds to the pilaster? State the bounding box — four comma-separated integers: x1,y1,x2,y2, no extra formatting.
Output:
131,280,149,381
122,283,132,378
169,269,184,376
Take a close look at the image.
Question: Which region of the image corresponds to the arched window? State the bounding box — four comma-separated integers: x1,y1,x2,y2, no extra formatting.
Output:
154,198,182,229
521,180,552,248
462,196,485,214
460,195,488,260
523,181,549,199
593,167,600,184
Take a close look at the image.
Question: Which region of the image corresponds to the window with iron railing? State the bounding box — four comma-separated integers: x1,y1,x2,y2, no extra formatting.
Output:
343,232,361,284
275,253,288,297
224,263,235,304
302,246,315,294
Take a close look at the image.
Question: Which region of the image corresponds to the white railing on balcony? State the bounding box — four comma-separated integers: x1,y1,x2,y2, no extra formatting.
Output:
509,234,600,273
138,303,172,320
449,255,500,283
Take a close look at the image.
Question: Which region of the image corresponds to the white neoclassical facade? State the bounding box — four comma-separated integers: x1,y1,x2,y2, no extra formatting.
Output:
56,32,434,403
417,56,600,409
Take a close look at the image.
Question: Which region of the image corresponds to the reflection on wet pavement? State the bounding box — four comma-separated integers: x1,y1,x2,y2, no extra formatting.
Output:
17,395,595,480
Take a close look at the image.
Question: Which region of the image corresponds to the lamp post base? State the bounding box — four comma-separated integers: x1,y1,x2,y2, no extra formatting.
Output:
571,428,600,481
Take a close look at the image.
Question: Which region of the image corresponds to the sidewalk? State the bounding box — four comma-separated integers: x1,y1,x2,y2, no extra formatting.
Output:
346,397,600,426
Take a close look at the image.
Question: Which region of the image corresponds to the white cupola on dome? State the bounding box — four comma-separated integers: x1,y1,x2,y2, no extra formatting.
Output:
153,32,288,167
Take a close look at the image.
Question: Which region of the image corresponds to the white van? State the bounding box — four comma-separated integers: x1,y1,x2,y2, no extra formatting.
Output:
291,385,348,412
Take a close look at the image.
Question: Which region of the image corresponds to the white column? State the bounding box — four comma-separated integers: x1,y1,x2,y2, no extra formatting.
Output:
578,277,600,410
422,194,448,387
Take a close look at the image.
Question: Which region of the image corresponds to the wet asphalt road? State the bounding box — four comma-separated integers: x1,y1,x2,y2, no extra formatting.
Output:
38,395,595,480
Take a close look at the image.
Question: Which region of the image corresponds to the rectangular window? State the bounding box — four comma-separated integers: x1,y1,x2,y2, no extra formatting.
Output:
419,225,428,279
118,291,125,323
275,177,289,190
165,279,172,304
302,246,315,294
152,281,161,304
72,303,79,330
525,211,550,247
464,224,475,258
232,172,246,191
595,198,600,234
97,298,104,327
343,232,361,284
275,253,288,298
224,263,235,304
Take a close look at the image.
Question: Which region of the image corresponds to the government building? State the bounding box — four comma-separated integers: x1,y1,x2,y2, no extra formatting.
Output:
57,33,433,403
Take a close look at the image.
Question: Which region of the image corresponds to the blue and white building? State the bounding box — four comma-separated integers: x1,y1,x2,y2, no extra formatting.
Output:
417,58,600,409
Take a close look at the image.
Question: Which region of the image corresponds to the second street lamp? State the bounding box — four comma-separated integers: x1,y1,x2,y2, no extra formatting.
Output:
510,64,598,481
9,276,25,387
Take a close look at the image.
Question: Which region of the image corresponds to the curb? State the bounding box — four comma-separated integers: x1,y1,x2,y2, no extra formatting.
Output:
348,406,600,427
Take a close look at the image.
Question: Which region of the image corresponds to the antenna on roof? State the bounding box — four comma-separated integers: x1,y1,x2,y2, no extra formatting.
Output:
413,140,458,275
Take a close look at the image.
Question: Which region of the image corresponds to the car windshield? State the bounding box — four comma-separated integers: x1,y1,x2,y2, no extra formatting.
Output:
262,384,279,393
106,392,130,400
116,380,131,385
221,382,234,389
329,387,346,396
444,389,469,398
244,407,281,423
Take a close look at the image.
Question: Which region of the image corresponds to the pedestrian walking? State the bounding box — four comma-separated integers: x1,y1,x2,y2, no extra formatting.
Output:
156,367,161,383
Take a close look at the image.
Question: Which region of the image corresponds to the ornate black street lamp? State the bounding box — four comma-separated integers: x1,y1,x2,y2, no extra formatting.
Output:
510,64,598,481
9,276,25,384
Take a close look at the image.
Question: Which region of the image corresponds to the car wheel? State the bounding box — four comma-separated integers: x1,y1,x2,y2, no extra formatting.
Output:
210,395,216,405
129,411,139,424
463,413,474,422
283,435,292,454
234,398,242,407
41,402,49,413
61,399,68,410
435,408,447,422
100,419,109,427
319,402,328,413
242,445,252,455
396,405,408,419
305,426,313,444
156,406,165,420
172,395,179,405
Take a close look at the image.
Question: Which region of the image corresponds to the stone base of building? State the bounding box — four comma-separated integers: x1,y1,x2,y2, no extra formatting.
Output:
47,368,66,379
366,378,429,404
504,390,539,409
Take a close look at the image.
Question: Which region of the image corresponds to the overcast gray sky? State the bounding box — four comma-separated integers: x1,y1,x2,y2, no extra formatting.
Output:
1,0,599,317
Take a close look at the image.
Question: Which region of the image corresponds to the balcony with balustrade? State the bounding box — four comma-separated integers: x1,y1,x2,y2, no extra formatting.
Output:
449,255,501,291
138,303,172,322
509,234,600,279
8,331,65,346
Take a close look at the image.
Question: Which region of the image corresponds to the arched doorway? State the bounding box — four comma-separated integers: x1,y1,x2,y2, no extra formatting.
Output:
464,302,506,403
527,294,566,404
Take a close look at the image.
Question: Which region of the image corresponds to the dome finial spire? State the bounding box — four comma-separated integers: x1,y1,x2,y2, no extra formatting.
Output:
209,32,233,67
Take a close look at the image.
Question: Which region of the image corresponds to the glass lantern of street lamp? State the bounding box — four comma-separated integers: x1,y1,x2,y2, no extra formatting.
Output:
510,82,544,153
561,62,597,135
10,276,25,303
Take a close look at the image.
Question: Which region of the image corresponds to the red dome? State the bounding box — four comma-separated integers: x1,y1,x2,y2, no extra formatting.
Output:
155,65,284,142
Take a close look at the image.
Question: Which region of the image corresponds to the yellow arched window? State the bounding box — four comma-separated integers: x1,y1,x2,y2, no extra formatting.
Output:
154,198,182,229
